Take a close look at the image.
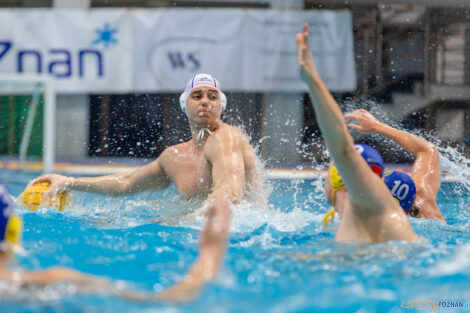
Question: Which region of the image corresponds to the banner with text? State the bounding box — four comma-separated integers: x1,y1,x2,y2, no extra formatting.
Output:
0,9,355,93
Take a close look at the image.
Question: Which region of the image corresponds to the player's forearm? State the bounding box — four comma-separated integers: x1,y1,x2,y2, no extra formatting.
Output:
374,123,435,156
21,267,96,285
68,173,132,196
306,74,355,160
156,198,230,302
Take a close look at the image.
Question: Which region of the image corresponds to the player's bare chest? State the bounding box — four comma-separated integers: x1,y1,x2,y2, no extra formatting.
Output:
164,151,213,197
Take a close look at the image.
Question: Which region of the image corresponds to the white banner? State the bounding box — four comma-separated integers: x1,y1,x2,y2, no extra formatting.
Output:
0,9,132,93
0,9,355,93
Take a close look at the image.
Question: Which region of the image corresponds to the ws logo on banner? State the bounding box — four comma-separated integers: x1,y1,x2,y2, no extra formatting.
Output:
146,37,218,85
0,23,118,79
166,52,200,70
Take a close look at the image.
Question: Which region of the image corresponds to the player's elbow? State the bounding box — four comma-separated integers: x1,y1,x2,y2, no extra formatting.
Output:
428,143,439,156
214,179,244,204
220,206,232,233
219,190,241,205
416,142,439,159
210,196,232,233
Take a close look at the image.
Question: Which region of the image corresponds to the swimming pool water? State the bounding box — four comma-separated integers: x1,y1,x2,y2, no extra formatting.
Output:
1,169,470,313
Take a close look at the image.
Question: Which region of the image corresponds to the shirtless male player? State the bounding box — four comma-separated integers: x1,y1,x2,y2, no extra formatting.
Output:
28,73,263,299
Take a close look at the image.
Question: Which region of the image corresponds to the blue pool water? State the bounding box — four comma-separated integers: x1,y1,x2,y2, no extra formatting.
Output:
1,169,470,313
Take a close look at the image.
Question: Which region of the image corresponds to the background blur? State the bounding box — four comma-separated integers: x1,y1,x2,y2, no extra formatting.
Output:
1,0,469,168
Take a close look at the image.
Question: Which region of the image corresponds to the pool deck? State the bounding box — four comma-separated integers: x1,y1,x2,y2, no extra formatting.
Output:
0,157,460,182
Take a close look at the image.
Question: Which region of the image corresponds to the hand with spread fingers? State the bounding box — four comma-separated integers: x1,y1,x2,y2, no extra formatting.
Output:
296,22,318,85
27,174,73,201
345,109,384,133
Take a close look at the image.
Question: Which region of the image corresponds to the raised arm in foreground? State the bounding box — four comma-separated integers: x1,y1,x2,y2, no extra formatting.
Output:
297,23,416,242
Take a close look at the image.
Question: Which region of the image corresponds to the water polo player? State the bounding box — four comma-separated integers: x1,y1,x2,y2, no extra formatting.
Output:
323,144,422,228
345,109,445,223
28,73,264,297
297,23,417,242
30,73,261,205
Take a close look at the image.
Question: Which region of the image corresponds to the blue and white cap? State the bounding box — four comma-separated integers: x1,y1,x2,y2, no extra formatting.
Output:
383,171,417,213
354,143,385,177
179,73,227,115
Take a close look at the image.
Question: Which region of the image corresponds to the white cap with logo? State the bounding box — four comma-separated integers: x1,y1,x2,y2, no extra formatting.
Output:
179,73,227,115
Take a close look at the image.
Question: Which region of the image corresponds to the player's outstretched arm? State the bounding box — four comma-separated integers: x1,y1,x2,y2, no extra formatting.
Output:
28,155,171,199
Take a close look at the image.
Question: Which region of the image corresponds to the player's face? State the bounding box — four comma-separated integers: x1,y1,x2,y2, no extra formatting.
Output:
186,86,222,126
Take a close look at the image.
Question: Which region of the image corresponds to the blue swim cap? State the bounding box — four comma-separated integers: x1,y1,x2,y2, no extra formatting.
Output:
0,183,14,242
354,143,384,177
383,171,417,213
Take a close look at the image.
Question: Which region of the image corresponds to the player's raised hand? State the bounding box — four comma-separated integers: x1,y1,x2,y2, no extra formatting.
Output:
296,23,317,85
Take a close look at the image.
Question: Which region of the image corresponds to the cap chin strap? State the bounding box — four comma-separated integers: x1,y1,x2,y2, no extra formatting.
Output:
323,165,345,230
323,209,336,230
197,128,212,141
179,91,227,115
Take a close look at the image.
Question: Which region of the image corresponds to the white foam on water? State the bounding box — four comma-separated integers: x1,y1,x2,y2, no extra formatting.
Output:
438,145,470,191
429,243,470,276
186,198,323,235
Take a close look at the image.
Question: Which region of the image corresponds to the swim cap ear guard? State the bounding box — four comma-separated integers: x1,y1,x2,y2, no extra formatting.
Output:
383,171,417,213
179,73,227,115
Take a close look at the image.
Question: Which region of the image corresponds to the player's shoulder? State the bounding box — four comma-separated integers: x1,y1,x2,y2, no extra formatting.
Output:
209,124,245,143
160,142,191,160
205,124,247,153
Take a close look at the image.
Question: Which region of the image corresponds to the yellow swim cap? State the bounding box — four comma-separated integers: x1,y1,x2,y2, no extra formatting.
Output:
329,164,345,206
329,164,345,190
19,182,70,211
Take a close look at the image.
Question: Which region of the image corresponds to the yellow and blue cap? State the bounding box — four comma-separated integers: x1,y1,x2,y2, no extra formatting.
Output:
383,171,416,213
0,182,22,250
329,143,384,203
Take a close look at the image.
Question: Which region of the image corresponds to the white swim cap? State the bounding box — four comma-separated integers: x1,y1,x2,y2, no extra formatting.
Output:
179,73,227,115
